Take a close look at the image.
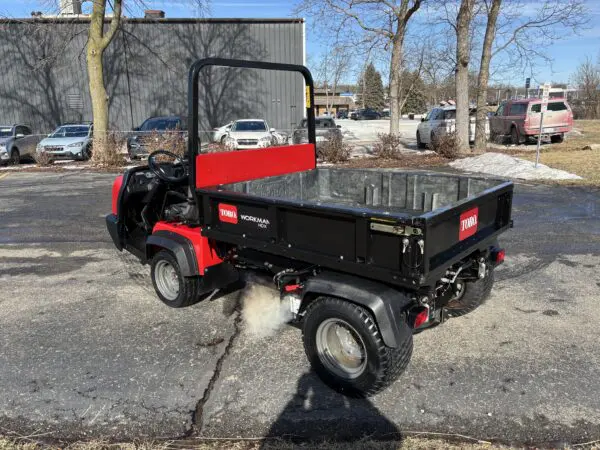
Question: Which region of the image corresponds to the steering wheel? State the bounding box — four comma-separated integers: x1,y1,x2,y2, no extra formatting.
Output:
147,150,188,183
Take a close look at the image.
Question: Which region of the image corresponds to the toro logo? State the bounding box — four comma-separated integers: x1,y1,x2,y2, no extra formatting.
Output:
459,207,478,241
218,203,238,224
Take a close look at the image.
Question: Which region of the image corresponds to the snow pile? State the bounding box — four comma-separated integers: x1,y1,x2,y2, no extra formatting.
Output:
449,152,582,180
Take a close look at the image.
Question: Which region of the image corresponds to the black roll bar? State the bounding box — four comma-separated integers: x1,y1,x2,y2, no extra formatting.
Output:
187,57,316,190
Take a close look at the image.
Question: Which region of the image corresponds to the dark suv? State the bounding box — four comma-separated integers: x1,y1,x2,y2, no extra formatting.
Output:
127,116,187,159
351,109,381,120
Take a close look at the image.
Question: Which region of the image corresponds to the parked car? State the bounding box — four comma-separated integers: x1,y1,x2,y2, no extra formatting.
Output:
36,123,93,161
351,108,381,120
0,124,42,165
416,106,489,149
127,116,187,159
212,121,233,143
336,110,348,119
489,98,573,144
292,117,342,145
224,119,276,150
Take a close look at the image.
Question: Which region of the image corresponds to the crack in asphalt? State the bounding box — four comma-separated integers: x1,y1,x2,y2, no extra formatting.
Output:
187,307,242,437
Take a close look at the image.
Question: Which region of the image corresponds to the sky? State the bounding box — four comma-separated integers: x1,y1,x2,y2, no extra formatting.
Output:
0,0,598,87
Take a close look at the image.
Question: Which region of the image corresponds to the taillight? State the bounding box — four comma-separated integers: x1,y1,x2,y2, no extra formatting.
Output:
410,305,430,328
491,248,506,265
111,175,124,215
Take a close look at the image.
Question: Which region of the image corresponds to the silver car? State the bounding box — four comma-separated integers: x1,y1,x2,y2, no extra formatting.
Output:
36,124,93,161
0,124,42,165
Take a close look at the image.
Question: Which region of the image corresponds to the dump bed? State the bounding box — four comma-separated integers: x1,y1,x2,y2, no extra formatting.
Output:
197,167,513,289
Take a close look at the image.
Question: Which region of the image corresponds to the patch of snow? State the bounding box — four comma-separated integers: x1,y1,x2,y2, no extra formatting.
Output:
0,164,36,171
449,152,581,180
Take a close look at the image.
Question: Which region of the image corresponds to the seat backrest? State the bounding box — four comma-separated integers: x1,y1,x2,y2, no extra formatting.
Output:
195,143,316,188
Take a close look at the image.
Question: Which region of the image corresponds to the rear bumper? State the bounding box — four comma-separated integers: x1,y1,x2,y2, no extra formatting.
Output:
524,126,571,136
106,214,123,251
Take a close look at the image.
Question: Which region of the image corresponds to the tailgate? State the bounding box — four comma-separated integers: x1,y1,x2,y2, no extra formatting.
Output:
421,181,513,280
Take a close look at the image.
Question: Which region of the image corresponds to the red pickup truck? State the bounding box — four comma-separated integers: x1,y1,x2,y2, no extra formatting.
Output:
489,98,573,145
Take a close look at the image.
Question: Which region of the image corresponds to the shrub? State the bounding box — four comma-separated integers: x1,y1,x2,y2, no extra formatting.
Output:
91,132,126,167
143,130,187,157
432,131,459,160
372,133,403,159
317,135,351,163
34,150,52,166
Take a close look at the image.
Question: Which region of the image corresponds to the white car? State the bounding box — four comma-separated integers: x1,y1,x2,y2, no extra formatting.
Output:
416,106,489,149
224,119,276,150
212,121,233,143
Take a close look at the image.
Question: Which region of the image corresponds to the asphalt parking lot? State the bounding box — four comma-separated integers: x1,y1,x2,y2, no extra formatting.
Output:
1,171,599,445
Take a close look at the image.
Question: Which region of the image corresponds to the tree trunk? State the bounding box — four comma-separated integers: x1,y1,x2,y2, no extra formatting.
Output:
87,48,111,156
475,0,502,151
86,0,122,164
455,0,474,153
389,31,404,135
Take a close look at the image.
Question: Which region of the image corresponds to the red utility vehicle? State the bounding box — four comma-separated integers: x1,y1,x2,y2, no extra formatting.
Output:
107,58,513,397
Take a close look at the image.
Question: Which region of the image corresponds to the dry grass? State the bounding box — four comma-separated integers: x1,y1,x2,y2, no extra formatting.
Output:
142,131,187,158
339,153,447,170
502,120,600,185
0,436,521,450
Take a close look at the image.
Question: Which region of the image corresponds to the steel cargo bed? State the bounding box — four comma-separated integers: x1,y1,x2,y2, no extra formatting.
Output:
197,167,513,289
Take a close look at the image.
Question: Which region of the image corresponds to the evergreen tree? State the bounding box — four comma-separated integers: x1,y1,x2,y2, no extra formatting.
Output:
358,63,385,110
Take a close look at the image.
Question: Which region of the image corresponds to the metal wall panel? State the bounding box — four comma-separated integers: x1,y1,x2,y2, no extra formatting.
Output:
0,19,304,135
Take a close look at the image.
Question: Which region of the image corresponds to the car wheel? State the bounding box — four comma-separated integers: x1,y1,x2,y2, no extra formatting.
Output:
220,135,227,144
9,148,20,165
150,250,205,308
550,134,564,144
302,296,413,398
81,144,92,161
429,131,438,149
416,132,426,149
510,127,521,145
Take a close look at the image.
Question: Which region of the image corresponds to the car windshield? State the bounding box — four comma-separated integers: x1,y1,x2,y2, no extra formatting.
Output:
0,127,12,138
233,121,267,132
140,118,181,131
51,126,90,138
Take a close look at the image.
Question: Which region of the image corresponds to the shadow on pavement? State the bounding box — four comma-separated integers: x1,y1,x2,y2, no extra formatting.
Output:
261,372,403,448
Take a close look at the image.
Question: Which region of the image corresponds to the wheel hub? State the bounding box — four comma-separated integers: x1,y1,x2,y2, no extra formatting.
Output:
155,260,180,301
316,318,366,380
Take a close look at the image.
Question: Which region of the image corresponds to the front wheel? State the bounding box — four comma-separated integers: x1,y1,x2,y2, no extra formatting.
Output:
9,148,20,165
302,296,413,398
150,250,204,308
416,132,426,149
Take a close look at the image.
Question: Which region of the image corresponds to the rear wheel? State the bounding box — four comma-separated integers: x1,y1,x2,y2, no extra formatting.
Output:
150,250,204,308
9,148,20,165
445,269,495,318
510,127,521,145
550,134,564,144
302,296,413,398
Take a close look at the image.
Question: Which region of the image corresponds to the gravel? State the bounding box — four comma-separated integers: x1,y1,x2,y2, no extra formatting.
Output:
449,152,582,180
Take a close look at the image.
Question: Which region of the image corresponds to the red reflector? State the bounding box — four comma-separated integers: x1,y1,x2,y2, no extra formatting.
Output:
494,249,506,263
284,284,301,292
414,309,429,328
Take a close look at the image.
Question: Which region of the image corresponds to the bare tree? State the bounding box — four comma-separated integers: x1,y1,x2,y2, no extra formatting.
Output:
572,56,600,119
314,45,352,113
296,0,423,134
474,0,501,151
455,0,476,152
87,0,123,163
